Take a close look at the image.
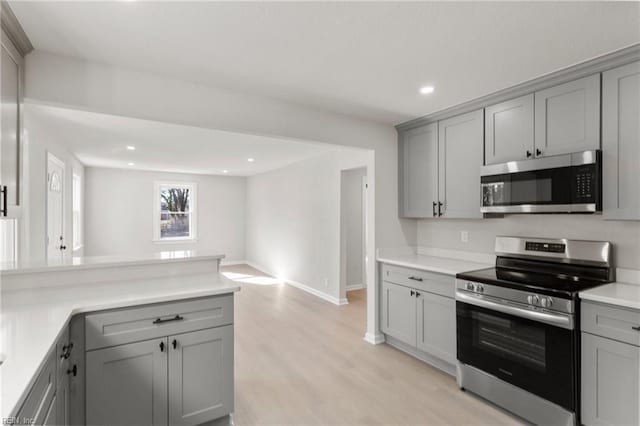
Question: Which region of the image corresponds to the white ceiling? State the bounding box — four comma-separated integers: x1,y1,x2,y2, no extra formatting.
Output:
10,1,640,124
26,104,338,176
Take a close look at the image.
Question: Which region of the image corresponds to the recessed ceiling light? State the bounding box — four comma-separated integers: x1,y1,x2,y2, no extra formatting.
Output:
126,145,136,151
127,162,135,166
247,158,255,162
420,86,435,95
222,170,229,174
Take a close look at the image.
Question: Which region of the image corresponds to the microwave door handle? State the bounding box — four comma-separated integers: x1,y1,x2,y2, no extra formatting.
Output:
455,291,574,330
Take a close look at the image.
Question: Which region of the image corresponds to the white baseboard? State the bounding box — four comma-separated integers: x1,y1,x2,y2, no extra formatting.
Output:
220,260,249,266
363,332,385,345
243,261,345,306
346,283,365,291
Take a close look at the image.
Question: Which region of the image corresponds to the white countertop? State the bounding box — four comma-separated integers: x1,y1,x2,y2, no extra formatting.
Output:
580,281,640,310
0,272,240,418
377,253,491,276
0,250,225,275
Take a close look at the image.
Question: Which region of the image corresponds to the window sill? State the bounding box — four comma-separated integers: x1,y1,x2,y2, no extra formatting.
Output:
152,238,199,244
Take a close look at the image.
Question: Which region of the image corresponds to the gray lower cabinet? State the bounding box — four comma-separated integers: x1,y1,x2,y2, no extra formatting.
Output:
437,109,484,219
581,301,640,426
484,94,535,164
86,338,168,426
602,60,640,221
381,264,456,371
398,123,439,218
534,74,600,157
16,351,56,426
381,281,417,346
169,326,234,426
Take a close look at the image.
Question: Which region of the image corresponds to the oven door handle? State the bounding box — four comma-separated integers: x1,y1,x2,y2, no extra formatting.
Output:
456,291,574,330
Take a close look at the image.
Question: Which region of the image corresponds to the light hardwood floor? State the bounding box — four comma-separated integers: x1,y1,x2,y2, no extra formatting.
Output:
222,264,525,426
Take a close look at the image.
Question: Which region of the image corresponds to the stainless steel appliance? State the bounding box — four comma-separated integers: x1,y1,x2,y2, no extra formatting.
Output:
481,150,601,214
456,236,613,426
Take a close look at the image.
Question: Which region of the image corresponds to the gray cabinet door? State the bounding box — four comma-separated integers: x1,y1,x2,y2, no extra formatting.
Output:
438,109,484,219
399,123,439,218
42,394,57,426
602,60,640,221
86,338,168,426
416,292,456,365
168,326,234,426
534,74,600,157
582,333,639,426
381,281,417,346
56,374,69,426
485,94,534,164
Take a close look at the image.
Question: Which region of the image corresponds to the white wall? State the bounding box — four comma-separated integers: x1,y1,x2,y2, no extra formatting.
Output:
417,216,640,270
342,167,366,289
84,167,246,262
23,107,85,261
246,149,369,305
25,51,414,341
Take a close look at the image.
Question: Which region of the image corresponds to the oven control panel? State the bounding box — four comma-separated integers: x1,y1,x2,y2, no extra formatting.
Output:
525,241,566,253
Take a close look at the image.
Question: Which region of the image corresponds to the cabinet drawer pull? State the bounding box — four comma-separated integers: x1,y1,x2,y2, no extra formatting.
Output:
153,314,184,325
0,186,6,217
432,201,437,217
632,325,640,331
408,276,423,282
438,202,443,217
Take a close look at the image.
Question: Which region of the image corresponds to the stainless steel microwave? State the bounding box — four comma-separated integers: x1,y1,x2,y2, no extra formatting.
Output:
480,150,602,214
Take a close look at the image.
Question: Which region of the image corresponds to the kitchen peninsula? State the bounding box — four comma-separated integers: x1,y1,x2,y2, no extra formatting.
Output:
0,251,239,426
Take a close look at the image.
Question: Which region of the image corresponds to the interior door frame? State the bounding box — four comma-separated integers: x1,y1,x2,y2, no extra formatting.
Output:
46,151,65,259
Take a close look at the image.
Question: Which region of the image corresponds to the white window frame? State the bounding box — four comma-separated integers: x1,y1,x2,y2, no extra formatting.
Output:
72,172,83,251
153,181,198,243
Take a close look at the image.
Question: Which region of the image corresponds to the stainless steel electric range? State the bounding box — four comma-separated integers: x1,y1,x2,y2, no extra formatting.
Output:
455,236,614,426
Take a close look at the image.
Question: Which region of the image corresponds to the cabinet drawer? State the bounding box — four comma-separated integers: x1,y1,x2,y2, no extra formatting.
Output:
582,301,640,346
17,351,56,425
381,263,454,298
85,295,233,351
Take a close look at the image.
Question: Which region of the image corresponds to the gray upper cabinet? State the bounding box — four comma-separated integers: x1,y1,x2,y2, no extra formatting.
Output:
381,280,417,346
582,332,639,426
484,94,534,164
534,74,601,157
399,123,439,218
438,109,484,219
86,338,169,426
416,291,456,365
602,60,640,221
168,326,234,426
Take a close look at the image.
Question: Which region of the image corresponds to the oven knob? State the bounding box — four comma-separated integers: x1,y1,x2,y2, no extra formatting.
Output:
527,295,539,305
477,284,484,293
540,297,553,308
466,282,476,291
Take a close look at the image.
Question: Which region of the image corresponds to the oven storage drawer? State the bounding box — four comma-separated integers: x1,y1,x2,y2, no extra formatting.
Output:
581,301,640,346
381,264,454,298
85,295,233,350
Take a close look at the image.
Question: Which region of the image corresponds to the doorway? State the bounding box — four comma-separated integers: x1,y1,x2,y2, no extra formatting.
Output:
47,152,66,259
340,167,367,303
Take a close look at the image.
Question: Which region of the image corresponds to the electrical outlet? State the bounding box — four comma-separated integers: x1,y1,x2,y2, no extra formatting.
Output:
461,231,469,243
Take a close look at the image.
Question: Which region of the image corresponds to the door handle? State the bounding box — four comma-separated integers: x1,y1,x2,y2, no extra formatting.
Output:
432,201,437,217
0,186,7,216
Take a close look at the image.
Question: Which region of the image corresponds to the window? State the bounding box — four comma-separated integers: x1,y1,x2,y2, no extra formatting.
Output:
154,182,197,242
72,173,82,250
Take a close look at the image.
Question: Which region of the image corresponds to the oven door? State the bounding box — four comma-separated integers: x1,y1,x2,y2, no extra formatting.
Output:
456,296,575,410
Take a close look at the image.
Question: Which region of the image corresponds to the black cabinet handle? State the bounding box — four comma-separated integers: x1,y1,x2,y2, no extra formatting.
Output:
438,202,443,217
536,148,543,157
526,150,532,158
60,245,67,251
67,365,77,377
153,314,184,325
0,186,7,217
61,342,74,359
408,276,423,282
632,325,640,331
432,201,437,217
415,291,421,297
410,290,415,296
172,339,177,350
159,341,165,352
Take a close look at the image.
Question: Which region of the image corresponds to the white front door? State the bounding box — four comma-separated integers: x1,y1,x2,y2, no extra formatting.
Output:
47,153,65,259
